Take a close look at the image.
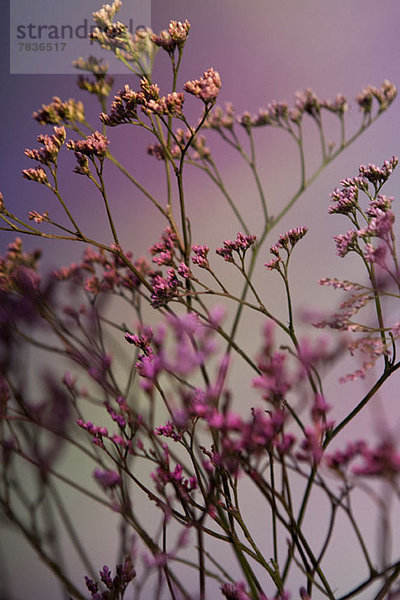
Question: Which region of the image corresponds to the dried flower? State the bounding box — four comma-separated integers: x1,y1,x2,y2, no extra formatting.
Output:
24,126,66,167
33,97,85,125
22,167,50,185
184,68,221,103
152,20,190,53
67,131,109,160
191,244,210,268
356,80,397,113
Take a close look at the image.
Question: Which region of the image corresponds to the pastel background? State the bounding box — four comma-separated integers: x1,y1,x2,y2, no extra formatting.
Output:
1,0,400,598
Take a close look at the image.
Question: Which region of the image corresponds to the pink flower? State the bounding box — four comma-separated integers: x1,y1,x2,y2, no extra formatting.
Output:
184,68,221,103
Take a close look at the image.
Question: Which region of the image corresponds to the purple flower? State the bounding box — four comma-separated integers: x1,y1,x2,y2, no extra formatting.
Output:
333,230,358,257
150,269,180,307
191,243,210,268
216,232,257,262
94,468,121,490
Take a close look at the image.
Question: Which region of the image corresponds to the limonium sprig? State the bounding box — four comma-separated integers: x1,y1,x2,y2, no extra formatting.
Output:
1,2,400,599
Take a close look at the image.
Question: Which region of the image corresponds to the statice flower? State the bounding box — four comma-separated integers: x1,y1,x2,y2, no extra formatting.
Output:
295,88,320,118
184,68,221,103
150,269,180,307
320,93,348,115
356,79,397,113
28,210,49,223
67,131,109,160
265,226,307,269
84,557,135,600
191,243,210,268
90,2,156,75
152,20,190,53
328,185,358,215
204,102,235,129
352,440,400,478
150,227,179,266
358,155,398,187
21,167,50,185
333,230,358,257
24,126,66,167
275,226,308,250
33,96,85,125
94,468,121,490
155,421,183,442
216,232,257,262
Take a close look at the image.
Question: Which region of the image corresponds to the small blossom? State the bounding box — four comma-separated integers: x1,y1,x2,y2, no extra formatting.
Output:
216,232,257,262
28,210,49,223
358,156,398,187
333,230,358,257
100,85,141,126
295,88,320,118
356,80,397,113
150,228,179,266
265,256,282,270
276,226,308,250
155,421,183,442
24,126,66,167
353,440,400,478
152,20,190,52
191,243,210,268
177,262,192,278
321,94,348,115
33,96,85,125
94,468,121,490
204,102,235,129
318,278,364,291
67,131,109,160
328,186,358,215
150,269,180,307
184,68,221,103
22,167,50,185
77,74,114,100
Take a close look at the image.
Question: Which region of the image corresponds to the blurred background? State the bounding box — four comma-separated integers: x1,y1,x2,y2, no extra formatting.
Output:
1,0,400,598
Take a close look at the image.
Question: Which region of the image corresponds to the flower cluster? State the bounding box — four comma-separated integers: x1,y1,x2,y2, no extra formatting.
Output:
53,245,151,294
67,131,109,160
101,79,185,126
21,166,50,185
149,269,180,307
73,56,114,100
33,96,85,126
84,557,136,600
329,157,398,263
150,227,179,266
265,226,308,270
0,238,41,293
236,81,395,131
204,102,235,130
326,439,400,479
191,243,210,268
24,126,66,167
184,67,221,103
90,1,156,75
356,79,397,113
216,232,257,262
152,19,190,52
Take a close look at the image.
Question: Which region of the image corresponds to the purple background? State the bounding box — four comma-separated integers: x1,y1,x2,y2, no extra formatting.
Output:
1,0,400,598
